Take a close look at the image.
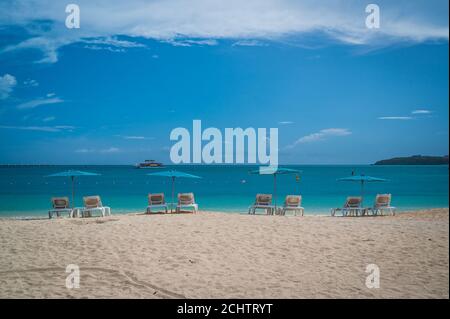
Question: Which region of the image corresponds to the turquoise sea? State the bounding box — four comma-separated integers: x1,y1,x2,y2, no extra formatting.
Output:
0,165,448,217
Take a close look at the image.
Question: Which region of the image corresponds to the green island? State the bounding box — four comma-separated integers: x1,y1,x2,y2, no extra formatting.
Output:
374,155,449,165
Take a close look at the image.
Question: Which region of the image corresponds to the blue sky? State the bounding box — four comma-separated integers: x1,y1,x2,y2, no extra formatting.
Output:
0,0,448,164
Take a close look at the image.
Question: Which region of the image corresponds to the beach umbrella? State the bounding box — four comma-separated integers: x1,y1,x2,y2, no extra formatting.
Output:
46,170,101,208
249,167,301,209
147,170,202,212
337,175,387,206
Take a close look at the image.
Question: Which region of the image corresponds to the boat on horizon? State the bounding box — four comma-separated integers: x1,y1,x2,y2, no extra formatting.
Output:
135,160,164,169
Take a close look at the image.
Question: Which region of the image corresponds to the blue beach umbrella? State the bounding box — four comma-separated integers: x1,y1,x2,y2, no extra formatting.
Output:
249,167,302,209
46,170,101,208
337,175,388,206
147,170,202,212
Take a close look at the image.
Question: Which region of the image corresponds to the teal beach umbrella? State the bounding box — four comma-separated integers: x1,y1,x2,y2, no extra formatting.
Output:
249,167,301,209
147,170,202,212
46,170,101,208
337,175,388,206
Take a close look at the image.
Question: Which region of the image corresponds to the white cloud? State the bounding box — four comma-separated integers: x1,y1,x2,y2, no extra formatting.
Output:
17,97,64,109
101,147,120,153
412,109,432,115
0,125,74,132
23,79,39,87
287,128,351,148
84,45,125,53
378,109,434,120
53,125,75,131
76,147,120,153
42,116,56,122
1,36,68,63
82,36,146,52
377,116,413,120
0,74,17,99
75,148,90,153
1,0,447,63
378,109,433,121
164,39,218,47
278,121,294,125
232,40,267,47
115,135,154,140
82,36,146,48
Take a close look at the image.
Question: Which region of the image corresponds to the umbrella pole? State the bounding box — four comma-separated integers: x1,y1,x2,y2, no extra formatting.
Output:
361,180,364,207
274,174,277,212
171,176,175,213
71,176,75,209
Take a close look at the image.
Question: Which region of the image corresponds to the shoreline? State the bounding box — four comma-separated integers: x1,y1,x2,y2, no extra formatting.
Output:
0,207,448,221
0,208,448,298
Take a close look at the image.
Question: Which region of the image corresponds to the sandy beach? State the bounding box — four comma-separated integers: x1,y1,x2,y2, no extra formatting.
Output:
0,209,448,299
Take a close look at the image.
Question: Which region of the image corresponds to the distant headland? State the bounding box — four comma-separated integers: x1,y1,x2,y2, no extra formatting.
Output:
374,155,449,165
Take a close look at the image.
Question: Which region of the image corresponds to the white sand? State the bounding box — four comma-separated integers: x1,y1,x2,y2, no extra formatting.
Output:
0,209,448,299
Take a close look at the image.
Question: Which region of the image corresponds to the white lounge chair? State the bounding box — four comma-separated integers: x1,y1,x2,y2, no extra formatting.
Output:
248,194,275,215
369,194,396,216
82,196,111,217
331,196,365,217
146,193,168,214
48,197,73,219
281,195,304,216
176,193,198,213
